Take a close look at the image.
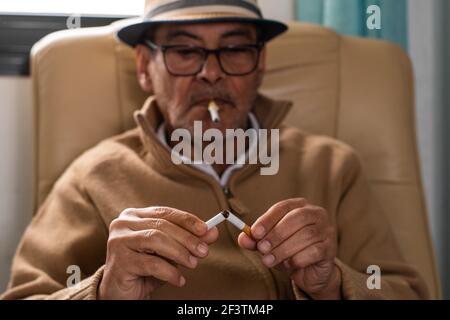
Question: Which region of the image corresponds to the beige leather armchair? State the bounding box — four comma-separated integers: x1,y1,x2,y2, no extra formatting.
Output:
30,20,441,298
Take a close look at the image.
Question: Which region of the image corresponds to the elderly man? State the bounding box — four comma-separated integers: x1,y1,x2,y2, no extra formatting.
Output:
1,0,428,300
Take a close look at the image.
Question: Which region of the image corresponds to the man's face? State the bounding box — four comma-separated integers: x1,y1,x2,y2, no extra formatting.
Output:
136,22,266,134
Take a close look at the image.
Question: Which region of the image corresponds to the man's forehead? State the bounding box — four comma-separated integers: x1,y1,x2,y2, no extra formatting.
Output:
154,22,258,40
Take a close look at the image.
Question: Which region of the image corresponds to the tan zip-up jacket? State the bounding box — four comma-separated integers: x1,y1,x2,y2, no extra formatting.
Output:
1,94,429,300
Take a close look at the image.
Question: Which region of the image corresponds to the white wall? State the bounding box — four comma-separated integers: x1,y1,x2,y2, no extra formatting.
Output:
408,0,446,293
259,0,295,21
0,76,33,291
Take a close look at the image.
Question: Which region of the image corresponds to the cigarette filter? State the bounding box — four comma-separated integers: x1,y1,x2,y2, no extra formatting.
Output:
225,211,252,237
208,101,220,123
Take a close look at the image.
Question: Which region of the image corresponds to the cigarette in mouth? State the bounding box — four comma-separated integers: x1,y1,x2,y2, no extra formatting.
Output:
208,101,220,123
223,211,252,238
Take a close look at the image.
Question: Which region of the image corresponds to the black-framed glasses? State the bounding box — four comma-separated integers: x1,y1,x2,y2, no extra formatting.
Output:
144,40,264,77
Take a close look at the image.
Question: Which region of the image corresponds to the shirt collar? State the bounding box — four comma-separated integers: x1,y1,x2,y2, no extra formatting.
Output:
156,113,260,187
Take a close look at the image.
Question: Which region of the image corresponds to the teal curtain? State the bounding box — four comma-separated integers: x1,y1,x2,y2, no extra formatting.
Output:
296,0,408,50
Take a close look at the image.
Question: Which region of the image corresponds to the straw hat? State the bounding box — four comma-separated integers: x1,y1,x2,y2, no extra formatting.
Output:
117,0,288,47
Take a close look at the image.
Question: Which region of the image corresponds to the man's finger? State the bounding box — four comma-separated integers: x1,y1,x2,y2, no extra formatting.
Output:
126,207,208,236
124,229,201,268
237,232,257,250
251,198,307,240
200,226,219,244
274,259,294,275
112,217,213,258
289,241,329,270
257,206,325,254
125,251,186,288
260,225,324,267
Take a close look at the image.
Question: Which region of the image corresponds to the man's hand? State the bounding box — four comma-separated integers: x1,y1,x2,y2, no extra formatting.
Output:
238,198,341,300
98,207,218,300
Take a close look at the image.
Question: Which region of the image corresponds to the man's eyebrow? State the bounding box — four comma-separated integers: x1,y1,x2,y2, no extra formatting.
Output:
165,30,202,42
221,29,255,40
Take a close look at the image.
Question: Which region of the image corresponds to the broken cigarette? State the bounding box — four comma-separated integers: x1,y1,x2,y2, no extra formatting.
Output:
206,212,226,230
208,101,220,123
224,211,252,238
206,210,252,237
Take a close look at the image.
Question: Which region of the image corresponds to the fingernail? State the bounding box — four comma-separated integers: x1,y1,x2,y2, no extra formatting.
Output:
189,255,198,267
197,243,208,255
258,240,271,253
263,254,275,267
179,276,186,287
253,226,265,238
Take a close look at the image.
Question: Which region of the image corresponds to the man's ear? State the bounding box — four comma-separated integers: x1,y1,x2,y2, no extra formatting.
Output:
136,44,153,93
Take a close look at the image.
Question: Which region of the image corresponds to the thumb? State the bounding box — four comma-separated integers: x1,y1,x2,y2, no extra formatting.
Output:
237,232,257,250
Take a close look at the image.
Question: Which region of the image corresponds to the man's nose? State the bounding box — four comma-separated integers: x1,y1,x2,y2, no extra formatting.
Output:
197,53,225,84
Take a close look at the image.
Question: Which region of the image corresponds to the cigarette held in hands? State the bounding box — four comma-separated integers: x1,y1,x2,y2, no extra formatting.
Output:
205,212,226,229
208,101,220,123
206,210,252,238
224,211,252,237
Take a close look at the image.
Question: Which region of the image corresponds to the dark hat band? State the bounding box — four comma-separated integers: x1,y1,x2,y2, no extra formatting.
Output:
145,0,263,20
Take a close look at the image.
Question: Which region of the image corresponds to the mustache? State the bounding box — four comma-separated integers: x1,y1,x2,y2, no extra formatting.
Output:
188,87,235,106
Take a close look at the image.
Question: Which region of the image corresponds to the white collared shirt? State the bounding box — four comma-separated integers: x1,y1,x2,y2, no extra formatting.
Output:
157,113,260,187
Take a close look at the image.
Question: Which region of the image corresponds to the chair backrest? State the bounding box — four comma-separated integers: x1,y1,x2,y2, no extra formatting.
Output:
30,19,440,298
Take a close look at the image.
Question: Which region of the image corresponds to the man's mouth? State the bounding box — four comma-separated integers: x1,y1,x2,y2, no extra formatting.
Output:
191,98,233,109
